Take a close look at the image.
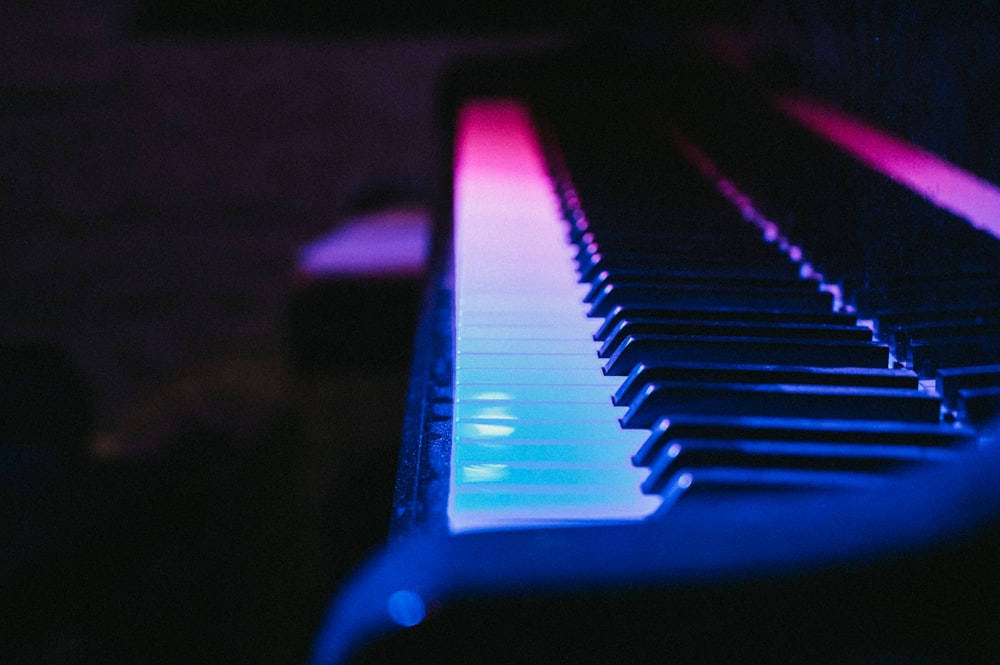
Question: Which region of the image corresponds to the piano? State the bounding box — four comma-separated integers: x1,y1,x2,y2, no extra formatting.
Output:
310,20,1000,665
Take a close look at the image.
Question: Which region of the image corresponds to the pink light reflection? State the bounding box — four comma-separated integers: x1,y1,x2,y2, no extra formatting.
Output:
775,95,1000,239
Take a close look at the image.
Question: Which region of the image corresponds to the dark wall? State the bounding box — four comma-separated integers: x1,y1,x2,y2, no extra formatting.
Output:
135,1,1000,182
701,1,1000,182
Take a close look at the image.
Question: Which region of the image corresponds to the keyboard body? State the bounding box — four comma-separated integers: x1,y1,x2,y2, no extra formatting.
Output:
310,48,1000,665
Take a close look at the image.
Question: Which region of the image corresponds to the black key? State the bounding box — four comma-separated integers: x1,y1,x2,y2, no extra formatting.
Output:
851,278,1000,316
936,364,1000,408
568,203,754,238
909,334,1000,377
604,335,889,376
577,247,787,275
569,210,754,241
583,270,817,303
573,221,764,242
577,253,794,283
873,304,1000,337
887,318,1000,361
641,438,944,495
574,232,772,258
632,415,975,466
957,386,1000,425
614,362,918,406
599,319,871,359
594,306,858,341
620,381,942,429
650,467,891,508
588,284,834,317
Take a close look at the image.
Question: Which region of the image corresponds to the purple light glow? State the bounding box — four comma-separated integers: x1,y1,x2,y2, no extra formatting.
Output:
775,95,1000,239
296,205,430,279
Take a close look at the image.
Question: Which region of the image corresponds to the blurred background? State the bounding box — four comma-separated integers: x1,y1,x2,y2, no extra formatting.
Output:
2,1,997,663
1,2,569,662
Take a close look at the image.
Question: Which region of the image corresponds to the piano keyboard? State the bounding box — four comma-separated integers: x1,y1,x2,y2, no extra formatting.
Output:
451,100,660,531
311,55,1000,665
448,96,987,533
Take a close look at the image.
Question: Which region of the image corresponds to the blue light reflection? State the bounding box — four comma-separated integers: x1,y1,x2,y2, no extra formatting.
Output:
387,590,426,628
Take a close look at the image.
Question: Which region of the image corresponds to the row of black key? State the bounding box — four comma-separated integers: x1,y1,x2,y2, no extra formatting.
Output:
544,99,979,508
666,63,1000,398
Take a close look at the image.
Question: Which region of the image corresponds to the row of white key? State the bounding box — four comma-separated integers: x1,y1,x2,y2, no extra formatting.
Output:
448,99,662,532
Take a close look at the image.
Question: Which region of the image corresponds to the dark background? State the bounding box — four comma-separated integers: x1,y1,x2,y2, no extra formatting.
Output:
2,1,997,663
